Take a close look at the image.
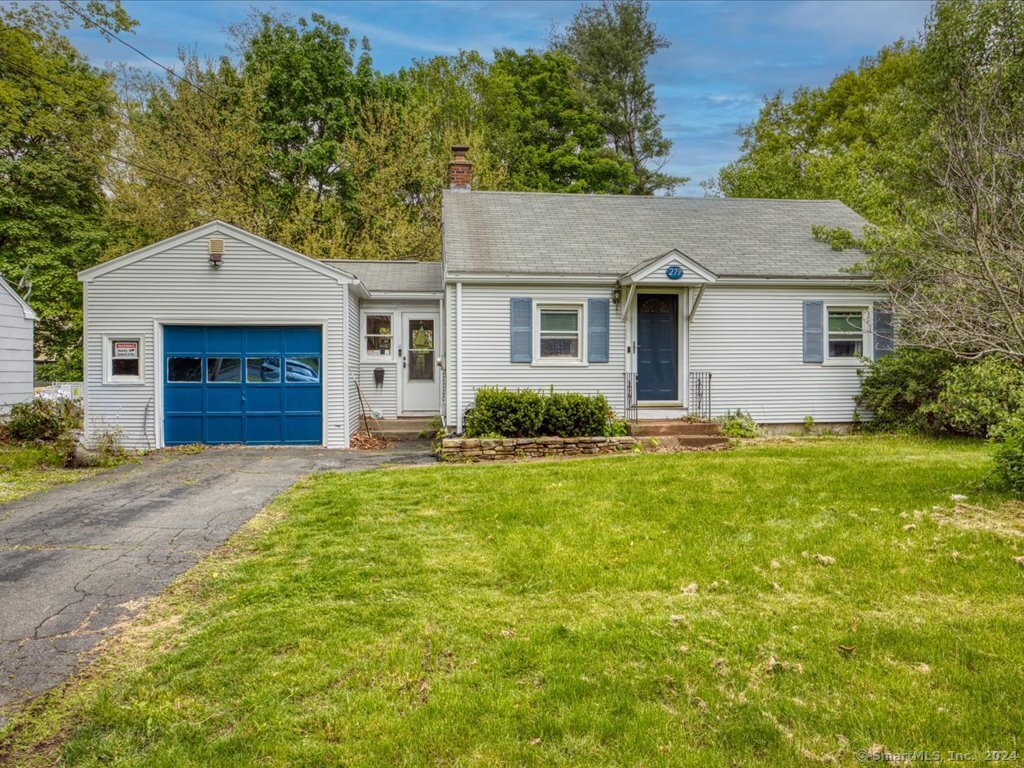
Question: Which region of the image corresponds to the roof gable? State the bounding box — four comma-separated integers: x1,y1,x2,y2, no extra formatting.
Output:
620,249,717,285
0,275,36,320
78,221,358,287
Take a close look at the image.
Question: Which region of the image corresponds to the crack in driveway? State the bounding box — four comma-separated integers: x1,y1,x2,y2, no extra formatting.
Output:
0,443,434,714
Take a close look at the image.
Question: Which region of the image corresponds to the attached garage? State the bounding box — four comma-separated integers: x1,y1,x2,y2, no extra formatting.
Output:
163,326,323,445
79,222,366,450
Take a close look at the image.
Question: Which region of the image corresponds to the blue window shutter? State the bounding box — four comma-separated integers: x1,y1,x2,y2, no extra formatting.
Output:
873,304,894,359
588,298,610,363
510,298,532,363
803,300,824,363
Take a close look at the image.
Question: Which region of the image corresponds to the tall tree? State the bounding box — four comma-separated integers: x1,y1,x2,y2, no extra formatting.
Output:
105,55,270,255
864,0,1024,361
708,42,918,226
480,48,636,193
555,0,683,194
0,1,133,379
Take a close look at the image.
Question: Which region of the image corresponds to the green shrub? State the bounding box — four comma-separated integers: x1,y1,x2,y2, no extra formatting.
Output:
541,392,609,438
2,397,83,443
992,416,1024,496
465,388,544,438
855,348,956,432
719,409,760,438
929,356,1024,438
604,419,629,437
464,388,617,438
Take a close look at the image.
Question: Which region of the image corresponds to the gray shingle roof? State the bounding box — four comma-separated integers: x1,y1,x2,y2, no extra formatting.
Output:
442,191,870,279
325,260,442,293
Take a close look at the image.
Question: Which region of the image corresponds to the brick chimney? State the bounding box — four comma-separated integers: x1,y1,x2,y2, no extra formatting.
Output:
448,145,472,191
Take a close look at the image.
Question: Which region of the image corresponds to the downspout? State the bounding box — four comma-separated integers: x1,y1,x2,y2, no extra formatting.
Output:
456,281,464,434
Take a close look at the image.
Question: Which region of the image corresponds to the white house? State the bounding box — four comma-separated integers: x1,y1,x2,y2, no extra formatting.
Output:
78,148,888,449
0,275,37,414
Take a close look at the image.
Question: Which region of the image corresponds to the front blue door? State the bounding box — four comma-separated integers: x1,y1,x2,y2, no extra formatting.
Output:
637,294,678,401
163,326,322,445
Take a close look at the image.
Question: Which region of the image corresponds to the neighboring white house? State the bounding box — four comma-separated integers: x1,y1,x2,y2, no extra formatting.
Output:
0,275,37,414
78,148,889,449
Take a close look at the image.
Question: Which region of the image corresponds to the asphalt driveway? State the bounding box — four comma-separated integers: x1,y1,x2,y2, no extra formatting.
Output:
0,444,434,714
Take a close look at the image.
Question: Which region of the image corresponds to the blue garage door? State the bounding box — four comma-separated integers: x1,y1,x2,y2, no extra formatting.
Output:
163,326,322,446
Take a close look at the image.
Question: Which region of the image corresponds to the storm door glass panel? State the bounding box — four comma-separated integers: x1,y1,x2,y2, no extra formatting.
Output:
285,357,320,383
408,319,435,381
246,357,281,383
206,357,242,383
167,357,202,382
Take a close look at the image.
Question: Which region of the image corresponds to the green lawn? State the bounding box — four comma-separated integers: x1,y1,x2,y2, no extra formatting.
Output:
0,444,99,505
4,436,1024,766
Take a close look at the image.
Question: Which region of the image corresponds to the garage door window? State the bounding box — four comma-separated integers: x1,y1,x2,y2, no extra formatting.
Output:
286,356,320,383
207,357,242,383
246,357,281,383
167,357,201,382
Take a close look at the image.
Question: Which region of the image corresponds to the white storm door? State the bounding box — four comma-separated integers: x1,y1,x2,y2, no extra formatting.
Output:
400,313,440,414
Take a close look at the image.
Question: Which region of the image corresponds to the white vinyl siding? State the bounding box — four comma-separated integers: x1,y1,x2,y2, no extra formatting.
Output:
347,286,361,440
82,228,351,449
357,300,441,419
0,293,34,413
689,286,884,423
445,283,623,425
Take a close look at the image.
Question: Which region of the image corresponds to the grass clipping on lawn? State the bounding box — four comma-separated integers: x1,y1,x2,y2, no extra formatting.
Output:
4,436,1024,767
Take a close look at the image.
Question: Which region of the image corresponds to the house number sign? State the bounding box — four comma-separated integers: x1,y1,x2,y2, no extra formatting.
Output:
665,265,684,280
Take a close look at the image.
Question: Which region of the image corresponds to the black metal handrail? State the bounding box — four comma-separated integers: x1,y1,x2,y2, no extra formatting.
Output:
689,370,712,421
623,371,638,423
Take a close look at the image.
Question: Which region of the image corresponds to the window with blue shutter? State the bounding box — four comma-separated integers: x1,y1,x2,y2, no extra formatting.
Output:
802,300,824,363
509,298,533,363
873,304,894,359
588,298,610,363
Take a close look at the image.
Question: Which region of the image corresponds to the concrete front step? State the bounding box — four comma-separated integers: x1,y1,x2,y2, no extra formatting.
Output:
628,420,723,437
361,417,438,441
641,435,731,450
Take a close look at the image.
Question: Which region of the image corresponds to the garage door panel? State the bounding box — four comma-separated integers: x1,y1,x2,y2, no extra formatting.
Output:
165,415,203,445
284,387,321,411
247,388,283,411
246,415,283,444
245,328,283,355
205,327,245,354
165,387,202,411
284,327,321,353
163,325,322,446
165,327,204,354
206,415,243,444
283,415,321,444
205,387,243,412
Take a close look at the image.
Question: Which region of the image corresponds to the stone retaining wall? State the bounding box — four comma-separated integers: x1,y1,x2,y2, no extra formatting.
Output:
440,436,640,461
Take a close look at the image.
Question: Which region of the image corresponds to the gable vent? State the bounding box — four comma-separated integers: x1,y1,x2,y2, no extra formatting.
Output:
207,238,225,256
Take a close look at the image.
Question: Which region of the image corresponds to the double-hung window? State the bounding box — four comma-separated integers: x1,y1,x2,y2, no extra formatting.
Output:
106,337,142,383
365,314,393,358
538,306,581,360
827,307,867,360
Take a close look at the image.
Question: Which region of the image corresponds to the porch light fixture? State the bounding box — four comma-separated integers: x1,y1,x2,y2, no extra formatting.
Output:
208,238,224,269
612,287,622,306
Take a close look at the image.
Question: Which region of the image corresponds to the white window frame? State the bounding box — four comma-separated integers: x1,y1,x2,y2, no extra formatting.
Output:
824,304,870,365
362,311,395,362
533,303,585,366
102,335,144,385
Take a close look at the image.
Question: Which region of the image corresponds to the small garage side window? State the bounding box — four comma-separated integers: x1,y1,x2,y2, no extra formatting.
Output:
105,337,143,384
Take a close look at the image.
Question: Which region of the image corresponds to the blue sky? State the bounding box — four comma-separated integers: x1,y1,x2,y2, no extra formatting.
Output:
65,0,931,195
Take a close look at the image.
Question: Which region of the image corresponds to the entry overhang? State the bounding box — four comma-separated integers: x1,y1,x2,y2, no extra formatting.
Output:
617,249,718,287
